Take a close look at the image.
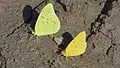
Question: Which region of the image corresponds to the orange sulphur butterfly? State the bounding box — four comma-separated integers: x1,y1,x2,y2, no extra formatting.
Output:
32,3,60,36
61,31,87,57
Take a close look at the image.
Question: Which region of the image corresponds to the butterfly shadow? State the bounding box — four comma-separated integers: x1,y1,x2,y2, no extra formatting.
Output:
22,1,45,34
56,32,73,54
23,5,39,31
7,5,39,37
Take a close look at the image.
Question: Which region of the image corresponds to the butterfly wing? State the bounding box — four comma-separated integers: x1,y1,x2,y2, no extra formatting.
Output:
63,31,87,57
34,3,60,36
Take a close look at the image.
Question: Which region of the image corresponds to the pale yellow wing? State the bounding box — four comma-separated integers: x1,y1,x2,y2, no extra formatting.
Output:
33,3,60,36
62,31,87,57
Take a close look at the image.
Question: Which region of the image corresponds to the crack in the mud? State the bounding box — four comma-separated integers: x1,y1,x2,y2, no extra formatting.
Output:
87,0,118,41
6,23,25,37
86,14,106,41
6,0,67,37
106,46,112,56
33,0,45,11
6,1,45,37
99,31,116,57
56,0,68,12
99,31,116,46
86,0,118,57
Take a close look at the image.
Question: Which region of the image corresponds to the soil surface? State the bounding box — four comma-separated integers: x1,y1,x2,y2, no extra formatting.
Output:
0,0,120,68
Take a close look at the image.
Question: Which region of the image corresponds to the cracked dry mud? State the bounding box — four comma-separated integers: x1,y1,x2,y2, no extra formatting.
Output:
0,0,120,68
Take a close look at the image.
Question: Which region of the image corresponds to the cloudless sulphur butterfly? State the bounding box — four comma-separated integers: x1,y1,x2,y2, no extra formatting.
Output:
61,31,87,57
33,3,60,36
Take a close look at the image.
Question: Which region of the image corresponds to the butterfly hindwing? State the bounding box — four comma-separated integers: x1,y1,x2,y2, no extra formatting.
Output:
33,3,60,36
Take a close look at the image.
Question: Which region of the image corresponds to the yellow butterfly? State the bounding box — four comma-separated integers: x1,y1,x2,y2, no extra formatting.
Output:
61,31,87,57
33,3,60,36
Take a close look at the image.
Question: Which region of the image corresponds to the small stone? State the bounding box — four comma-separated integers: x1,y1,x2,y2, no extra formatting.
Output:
53,36,63,45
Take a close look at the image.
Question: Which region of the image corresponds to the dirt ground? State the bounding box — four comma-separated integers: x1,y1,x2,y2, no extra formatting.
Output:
0,0,120,68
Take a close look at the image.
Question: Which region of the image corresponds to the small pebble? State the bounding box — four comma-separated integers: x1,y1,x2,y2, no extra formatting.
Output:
53,36,63,45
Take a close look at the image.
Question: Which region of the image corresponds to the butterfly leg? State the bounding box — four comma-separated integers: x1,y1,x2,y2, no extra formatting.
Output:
28,35,34,40
36,36,39,43
65,57,69,63
69,57,74,62
65,57,74,63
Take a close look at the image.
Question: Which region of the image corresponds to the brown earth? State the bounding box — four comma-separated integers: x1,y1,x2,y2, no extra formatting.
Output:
0,0,120,68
